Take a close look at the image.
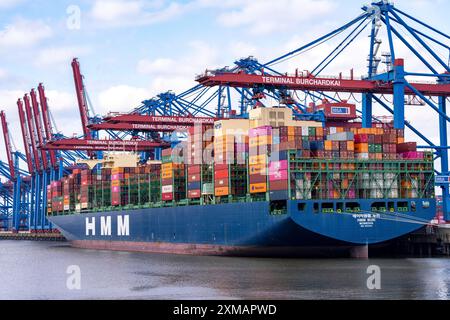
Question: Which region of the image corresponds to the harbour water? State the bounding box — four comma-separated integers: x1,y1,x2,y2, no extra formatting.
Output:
0,241,449,300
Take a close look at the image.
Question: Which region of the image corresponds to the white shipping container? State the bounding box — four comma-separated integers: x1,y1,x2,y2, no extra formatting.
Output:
162,185,173,193
356,153,369,160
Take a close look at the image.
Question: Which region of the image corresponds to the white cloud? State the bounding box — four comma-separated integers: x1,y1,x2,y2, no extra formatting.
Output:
0,18,52,49
90,0,186,27
0,68,8,79
137,40,219,96
0,0,25,8
137,40,219,75
97,85,151,114
228,41,258,59
217,0,336,35
35,46,92,68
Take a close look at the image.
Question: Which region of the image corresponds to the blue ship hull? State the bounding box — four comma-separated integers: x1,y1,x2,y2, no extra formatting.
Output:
48,198,436,257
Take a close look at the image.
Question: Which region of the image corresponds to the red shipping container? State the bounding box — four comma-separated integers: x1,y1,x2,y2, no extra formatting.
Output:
270,180,289,191
188,165,201,174
214,178,229,187
188,190,201,199
214,164,228,171
188,174,200,183
162,193,173,201
355,134,368,143
397,142,416,153
214,169,229,179
249,174,267,184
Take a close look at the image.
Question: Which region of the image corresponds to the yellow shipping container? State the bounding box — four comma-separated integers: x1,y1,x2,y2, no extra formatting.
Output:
250,183,267,194
249,163,267,175
249,135,272,147
111,180,121,187
162,163,173,171
249,154,267,165
111,167,123,175
162,171,173,179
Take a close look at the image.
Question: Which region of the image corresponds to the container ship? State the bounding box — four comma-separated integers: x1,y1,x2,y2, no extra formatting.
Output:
47,104,436,257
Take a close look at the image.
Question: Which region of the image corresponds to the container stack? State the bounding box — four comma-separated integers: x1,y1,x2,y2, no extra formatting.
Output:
161,148,186,202
186,125,213,199
187,165,202,199
148,164,161,203
249,126,271,195
79,169,92,210
268,159,289,200
214,125,248,198
46,185,52,215
51,181,62,214
111,167,123,206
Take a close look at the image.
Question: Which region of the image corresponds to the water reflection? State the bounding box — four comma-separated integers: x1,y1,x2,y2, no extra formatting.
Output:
0,241,449,300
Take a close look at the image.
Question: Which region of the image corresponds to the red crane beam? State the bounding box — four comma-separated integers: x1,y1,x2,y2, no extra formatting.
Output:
71,58,92,140
17,99,34,174
23,94,42,172
89,122,190,132
0,111,15,180
41,139,169,152
196,73,450,96
30,89,48,171
37,84,57,168
101,114,217,125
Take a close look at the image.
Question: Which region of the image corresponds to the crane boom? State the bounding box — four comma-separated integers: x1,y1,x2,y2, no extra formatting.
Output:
197,72,450,96
17,99,34,174
71,58,91,140
37,83,57,168
30,89,48,171
23,94,42,172
0,111,15,180
41,138,169,151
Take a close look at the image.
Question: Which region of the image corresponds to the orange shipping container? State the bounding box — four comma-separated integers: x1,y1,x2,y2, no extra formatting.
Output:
316,127,324,136
355,143,369,153
288,126,295,136
347,141,355,151
249,163,267,175
162,171,173,179
111,180,120,187
250,183,267,194
249,154,267,165
324,140,333,151
215,186,229,197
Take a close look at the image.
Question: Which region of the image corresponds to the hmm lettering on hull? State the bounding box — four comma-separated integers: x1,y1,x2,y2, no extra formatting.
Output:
85,215,130,236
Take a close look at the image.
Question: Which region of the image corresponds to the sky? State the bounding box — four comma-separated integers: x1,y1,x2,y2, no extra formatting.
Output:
0,0,449,168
